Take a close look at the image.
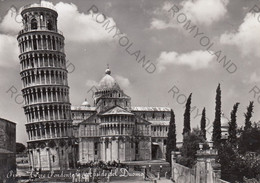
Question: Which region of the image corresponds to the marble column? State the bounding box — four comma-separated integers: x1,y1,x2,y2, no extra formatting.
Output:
37,148,41,169
54,123,57,137
46,148,51,171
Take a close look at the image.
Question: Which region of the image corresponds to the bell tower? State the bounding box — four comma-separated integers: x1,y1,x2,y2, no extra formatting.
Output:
17,2,75,170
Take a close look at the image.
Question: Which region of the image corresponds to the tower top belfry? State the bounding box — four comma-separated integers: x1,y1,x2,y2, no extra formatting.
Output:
18,1,61,37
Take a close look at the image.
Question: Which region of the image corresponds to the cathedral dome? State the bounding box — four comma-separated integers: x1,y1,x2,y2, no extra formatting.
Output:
221,112,229,140
221,112,229,128
98,68,120,90
81,99,91,107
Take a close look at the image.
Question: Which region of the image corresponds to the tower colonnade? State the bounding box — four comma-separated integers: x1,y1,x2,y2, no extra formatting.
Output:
24,104,71,123
22,86,70,106
18,33,65,54
19,52,66,70
26,121,72,141
17,3,75,170
21,69,68,88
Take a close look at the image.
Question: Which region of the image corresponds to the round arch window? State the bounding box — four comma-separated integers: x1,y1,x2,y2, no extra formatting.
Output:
47,19,53,30
31,19,38,29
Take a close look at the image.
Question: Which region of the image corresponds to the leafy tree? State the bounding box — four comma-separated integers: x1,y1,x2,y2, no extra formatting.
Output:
178,128,205,168
16,142,26,153
166,109,177,164
243,177,260,183
212,84,222,147
238,124,260,154
219,141,260,182
228,103,239,145
218,142,238,181
244,101,254,131
183,93,192,137
200,107,206,140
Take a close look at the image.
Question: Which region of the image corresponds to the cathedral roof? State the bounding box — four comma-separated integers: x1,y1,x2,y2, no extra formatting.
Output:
135,116,151,125
98,67,120,90
131,106,171,112
150,121,169,126
71,105,96,111
100,106,134,116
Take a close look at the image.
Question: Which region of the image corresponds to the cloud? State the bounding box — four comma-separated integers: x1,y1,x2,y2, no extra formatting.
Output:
247,72,260,84
114,75,130,89
0,1,119,69
86,80,99,88
0,34,19,67
55,2,116,43
0,6,22,35
0,7,22,68
150,18,176,30
220,12,260,58
150,0,228,29
0,2,117,43
85,75,130,90
181,0,229,26
156,50,215,72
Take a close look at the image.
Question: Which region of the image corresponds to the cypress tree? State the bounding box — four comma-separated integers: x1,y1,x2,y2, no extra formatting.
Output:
228,103,239,144
166,109,176,164
200,107,206,140
183,93,192,137
212,84,222,147
244,101,254,131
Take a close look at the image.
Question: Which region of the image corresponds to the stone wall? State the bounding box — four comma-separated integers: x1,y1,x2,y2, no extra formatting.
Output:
137,139,151,160
0,152,16,182
0,118,16,152
172,162,195,183
171,144,229,183
0,118,16,182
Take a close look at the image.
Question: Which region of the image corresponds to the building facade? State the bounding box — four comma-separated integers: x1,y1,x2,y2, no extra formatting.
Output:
17,3,171,170
17,3,75,171
72,68,171,164
0,118,16,182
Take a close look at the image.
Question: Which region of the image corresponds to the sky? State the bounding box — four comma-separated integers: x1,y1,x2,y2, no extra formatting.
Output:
0,0,260,144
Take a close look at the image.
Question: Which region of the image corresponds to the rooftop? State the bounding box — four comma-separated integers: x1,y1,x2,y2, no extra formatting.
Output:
71,106,96,111
101,106,134,116
71,106,172,112
150,121,169,125
0,117,16,125
131,107,171,112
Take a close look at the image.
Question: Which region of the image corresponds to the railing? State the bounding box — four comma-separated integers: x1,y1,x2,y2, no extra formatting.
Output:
19,26,63,36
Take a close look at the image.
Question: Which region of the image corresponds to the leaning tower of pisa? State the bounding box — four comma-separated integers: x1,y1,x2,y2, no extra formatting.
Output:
17,2,75,170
